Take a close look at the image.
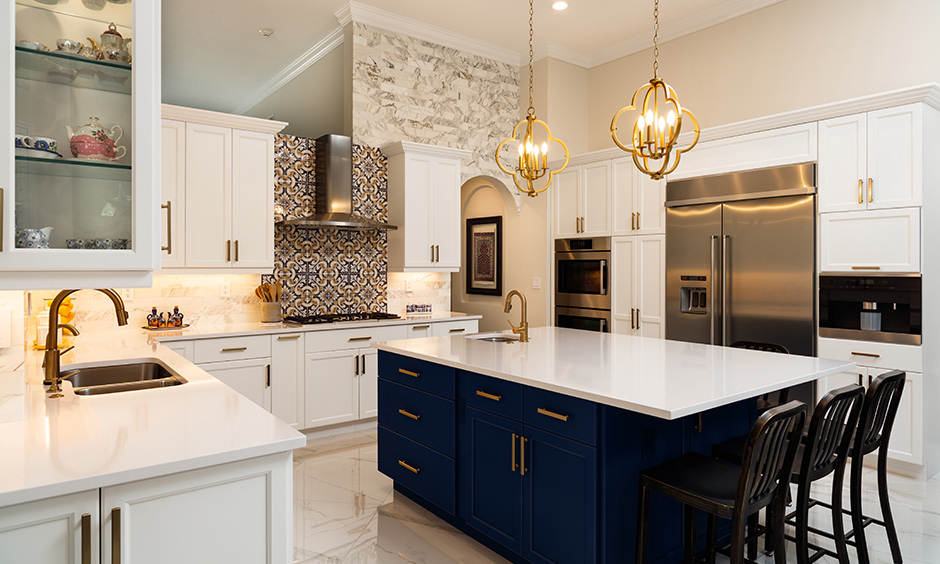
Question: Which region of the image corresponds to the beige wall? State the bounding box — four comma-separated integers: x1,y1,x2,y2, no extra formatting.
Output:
452,177,550,332
587,0,940,151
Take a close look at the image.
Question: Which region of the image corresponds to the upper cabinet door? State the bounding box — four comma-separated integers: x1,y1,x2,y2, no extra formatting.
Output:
818,114,867,213
160,119,186,268
1,0,160,289
552,166,580,239
868,103,922,210
185,123,232,268
433,157,461,268
611,158,636,236
580,161,610,236
230,129,274,268
611,236,636,321
403,152,434,268
634,173,666,235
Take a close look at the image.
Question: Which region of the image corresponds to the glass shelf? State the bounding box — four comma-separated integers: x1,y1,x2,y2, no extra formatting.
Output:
16,156,132,182
15,47,131,95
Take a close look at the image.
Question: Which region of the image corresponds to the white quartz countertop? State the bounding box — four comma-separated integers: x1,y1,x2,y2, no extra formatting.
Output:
0,327,307,508
155,312,482,342
374,327,856,420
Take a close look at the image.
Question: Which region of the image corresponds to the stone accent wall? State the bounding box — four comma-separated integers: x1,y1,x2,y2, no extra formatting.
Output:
352,22,520,181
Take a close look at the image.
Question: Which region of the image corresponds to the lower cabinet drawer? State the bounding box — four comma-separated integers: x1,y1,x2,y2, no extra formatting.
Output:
378,427,455,515
193,335,271,363
460,370,522,421
524,387,599,446
378,379,455,457
378,351,456,399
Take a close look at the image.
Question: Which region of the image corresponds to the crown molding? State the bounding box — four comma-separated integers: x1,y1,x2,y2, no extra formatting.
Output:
229,26,345,115
342,0,521,67
162,103,288,134
533,41,591,69
588,0,786,68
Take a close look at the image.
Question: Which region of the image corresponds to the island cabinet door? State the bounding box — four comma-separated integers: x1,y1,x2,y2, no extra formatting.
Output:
459,406,524,553
522,425,598,564
0,490,99,564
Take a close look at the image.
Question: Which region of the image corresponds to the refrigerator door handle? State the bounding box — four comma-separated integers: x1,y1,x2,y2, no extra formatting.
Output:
710,235,718,345
722,235,730,346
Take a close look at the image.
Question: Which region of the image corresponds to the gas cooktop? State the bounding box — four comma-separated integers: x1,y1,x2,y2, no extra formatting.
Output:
282,312,401,325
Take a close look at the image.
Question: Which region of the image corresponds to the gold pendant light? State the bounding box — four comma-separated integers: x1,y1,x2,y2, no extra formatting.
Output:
610,0,699,180
495,0,569,197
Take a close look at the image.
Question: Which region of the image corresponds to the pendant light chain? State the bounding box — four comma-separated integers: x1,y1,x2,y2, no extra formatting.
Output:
527,0,535,116
652,0,660,78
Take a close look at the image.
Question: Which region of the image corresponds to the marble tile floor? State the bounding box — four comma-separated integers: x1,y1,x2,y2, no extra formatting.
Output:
292,431,940,564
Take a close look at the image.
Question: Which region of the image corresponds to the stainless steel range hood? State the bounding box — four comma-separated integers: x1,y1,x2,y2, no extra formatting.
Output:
276,134,397,231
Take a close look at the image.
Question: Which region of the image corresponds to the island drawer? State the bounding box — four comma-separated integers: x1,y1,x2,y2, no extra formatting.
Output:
193,335,271,363
459,371,523,420
306,325,408,353
524,387,598,446
818,337,922,373
378,427,455,514
378,379,455,457
379,352,456,399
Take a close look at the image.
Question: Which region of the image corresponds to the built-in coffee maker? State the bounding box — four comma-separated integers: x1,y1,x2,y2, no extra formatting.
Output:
819,274,921,345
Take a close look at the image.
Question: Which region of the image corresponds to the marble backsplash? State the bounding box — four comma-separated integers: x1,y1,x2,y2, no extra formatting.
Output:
387,272,451,317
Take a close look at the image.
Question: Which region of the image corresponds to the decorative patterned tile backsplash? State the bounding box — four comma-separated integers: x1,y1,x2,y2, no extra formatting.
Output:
262,135,389,316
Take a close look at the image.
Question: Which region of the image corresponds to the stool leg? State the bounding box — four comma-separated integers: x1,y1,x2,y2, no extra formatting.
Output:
747,512,758,560
772,489,788,564
877,448,903,563
684,504,697,564
850,456,871,564
831,464,851,564
637,482,650,564
706,514,717,564
795,478,811,564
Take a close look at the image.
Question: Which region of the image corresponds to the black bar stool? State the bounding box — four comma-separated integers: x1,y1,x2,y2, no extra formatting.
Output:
636,400,807,564
782,383,865,564
794,370,906,564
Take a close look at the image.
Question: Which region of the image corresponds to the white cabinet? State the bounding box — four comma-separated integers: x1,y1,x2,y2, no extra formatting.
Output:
193,335,272,412
384,141,471,272
304,325,408,429
0,453,291,564
611,157,666,235
162,339,193,362
0,490,99,564
1,1,160,290
407,323,433,338
431,319,479,337
553,162,611,238
611,235,665,338
818,104,923,213
817,337,923,465
271,333,304,429
819,207,920,273
160,105,286,272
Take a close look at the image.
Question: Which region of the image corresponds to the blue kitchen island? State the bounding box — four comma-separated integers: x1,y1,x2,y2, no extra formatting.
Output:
374,327,853,564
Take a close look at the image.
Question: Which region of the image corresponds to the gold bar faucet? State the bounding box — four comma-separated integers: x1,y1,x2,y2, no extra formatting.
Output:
504,290,529,343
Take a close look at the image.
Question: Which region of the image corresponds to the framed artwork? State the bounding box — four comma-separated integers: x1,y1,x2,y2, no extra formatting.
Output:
466,216,502,296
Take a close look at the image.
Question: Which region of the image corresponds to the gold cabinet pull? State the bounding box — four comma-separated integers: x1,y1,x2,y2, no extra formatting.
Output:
511,433,518,472
520,436,528,475
221,346,248,353
631,212,636,230
111,507,121,564
398,460,419,474
631,308,636,330
851,266,881,270
354,355,359,376
537,407,569,422
430,244,435,262
398,408,420,420
636,211,640,229
412,325,430,330
851,351,881,358
161,201,172,253
348,336,372,342
858,179,864,204
449,328,466,333
234,239,239,262
277,334,301,340
476,390,502,401
226,239,231,262
868,178,873,203
81,513,91,564
398,368,419,377
266,364,271,387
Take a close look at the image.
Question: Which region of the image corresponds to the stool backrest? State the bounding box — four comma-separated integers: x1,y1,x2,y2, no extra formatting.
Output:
855,370,906,458
737,400,806,513
729,341,791,354
802,384,865,479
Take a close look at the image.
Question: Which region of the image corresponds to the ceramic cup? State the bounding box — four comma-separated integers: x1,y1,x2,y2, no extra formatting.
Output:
66,239,87,249
15,227,53,249
55,39,83,54
14,134,29,149
94,238,112,249
29,136,58,153
80,0,107,10
108,238,129,249
16,40,49,52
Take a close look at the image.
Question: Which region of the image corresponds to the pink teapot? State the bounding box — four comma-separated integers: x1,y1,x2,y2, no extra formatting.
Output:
66,117,126,161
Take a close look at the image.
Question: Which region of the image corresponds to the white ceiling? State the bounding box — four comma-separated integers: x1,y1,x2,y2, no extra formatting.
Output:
162,0,784,115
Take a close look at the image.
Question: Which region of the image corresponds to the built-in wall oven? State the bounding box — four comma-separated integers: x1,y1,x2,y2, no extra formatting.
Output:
819,274,921,345
554,237,611,332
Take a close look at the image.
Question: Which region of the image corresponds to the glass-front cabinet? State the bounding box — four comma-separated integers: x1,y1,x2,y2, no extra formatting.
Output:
1,0,159,290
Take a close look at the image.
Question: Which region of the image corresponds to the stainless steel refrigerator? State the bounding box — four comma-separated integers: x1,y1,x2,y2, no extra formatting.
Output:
665,163,817,357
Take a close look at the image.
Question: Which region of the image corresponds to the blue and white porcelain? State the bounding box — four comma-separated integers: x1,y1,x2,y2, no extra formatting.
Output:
15,227,53,249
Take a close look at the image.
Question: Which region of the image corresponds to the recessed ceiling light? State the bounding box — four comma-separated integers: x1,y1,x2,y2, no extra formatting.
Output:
258,28,274,37
552,1,568,10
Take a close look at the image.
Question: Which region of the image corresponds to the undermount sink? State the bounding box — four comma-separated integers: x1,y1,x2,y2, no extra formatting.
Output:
62,360,187,396
466,332,520,343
